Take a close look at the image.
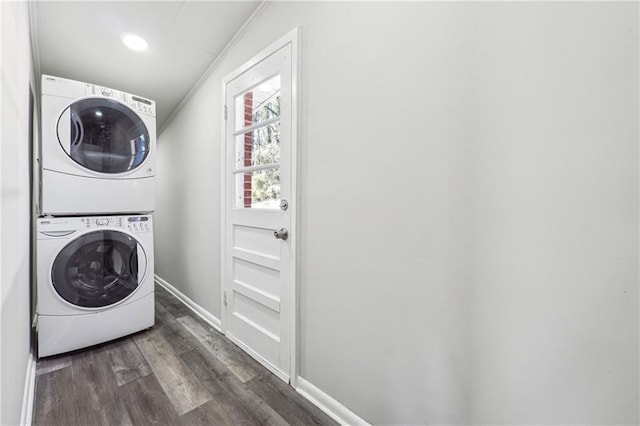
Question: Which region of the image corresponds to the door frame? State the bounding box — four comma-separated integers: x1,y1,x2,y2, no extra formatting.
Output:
220,27,300,386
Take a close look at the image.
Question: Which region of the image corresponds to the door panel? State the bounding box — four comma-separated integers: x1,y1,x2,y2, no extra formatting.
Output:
233,258,281,297
234,292,280,336
231,280,280,312
231,308,280,367
224,41,294,381
234,225,281,258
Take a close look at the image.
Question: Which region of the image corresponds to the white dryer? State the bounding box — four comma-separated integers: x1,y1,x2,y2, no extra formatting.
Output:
37,214,154,357
40,75,156,215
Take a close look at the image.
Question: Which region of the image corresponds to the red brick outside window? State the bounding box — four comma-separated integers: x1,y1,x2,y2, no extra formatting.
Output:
243,92,253,208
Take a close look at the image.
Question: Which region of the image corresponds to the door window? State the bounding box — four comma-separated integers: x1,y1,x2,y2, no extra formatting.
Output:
233,75,281,209
57,98,150,174
51,230,144,308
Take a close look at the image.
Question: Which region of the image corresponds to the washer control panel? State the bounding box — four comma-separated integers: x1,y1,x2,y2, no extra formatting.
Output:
126,216,152,233
85,84,156,117
38,215,152,237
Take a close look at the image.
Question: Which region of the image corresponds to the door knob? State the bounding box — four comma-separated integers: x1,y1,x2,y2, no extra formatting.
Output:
274,228,289,241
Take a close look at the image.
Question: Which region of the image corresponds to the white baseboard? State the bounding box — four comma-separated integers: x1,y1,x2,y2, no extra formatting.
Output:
154,274,221,332
20,350,36,426
295,377,369,426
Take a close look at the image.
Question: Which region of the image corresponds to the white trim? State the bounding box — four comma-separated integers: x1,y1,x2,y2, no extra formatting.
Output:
159,0,271,134
154,275,221,332
233,116,280,136
220,75,228,336
221,27,300,385
295,377,370,426
221,28,299,86
289,26,300,390
20,351,36,426
233,163,279,174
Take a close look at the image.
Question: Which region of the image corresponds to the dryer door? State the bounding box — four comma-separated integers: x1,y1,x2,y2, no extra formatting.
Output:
57,97,150,174
51,230,147,308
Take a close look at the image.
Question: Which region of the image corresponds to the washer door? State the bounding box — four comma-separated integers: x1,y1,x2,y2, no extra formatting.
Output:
51,230,147,308
57,97,150,174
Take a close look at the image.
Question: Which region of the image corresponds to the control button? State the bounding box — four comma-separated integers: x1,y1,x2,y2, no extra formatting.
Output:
96,218,109,226
101,88,112,97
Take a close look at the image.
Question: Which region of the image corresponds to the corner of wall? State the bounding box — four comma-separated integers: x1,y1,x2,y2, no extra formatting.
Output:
154,274,222,331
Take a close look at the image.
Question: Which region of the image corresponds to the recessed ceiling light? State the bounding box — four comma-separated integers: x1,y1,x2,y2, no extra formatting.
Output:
121,33,148,52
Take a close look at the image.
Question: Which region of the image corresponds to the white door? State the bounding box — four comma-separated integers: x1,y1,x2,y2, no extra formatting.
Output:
222,34,297,383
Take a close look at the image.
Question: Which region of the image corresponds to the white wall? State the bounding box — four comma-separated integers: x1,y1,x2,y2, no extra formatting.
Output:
155,2,639,424
1,1,35,424
463,4,639,424
155,78,223,315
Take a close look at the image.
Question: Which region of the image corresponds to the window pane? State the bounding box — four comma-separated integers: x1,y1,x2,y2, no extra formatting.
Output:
235,75,281,131
235,121,280,169
235,168,280,209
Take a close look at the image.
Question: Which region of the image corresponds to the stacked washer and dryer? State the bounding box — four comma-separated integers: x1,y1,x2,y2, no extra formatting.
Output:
37,75,156,357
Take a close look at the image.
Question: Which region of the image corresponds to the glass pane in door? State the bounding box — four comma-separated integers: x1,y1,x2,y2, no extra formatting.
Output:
234,75,281,131
234,121,281,169
234,167,280,209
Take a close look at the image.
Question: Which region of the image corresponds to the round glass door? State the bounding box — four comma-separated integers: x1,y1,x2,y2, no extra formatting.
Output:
57,98,150,174
51,230,146,308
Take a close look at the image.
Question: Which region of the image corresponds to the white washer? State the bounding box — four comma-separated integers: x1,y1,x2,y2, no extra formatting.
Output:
40,75,156,215
37,214,154,357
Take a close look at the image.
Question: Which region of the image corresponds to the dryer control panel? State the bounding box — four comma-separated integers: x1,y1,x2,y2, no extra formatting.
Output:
81,216,124,229
85,84,156,117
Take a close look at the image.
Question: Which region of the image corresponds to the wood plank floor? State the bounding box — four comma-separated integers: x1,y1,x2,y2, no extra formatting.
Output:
33,285,337,426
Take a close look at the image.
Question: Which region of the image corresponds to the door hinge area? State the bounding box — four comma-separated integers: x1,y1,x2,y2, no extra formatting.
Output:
224,105,228,121
224,291,228,306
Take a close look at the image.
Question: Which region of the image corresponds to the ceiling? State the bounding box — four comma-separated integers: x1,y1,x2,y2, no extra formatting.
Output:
33,1,262,130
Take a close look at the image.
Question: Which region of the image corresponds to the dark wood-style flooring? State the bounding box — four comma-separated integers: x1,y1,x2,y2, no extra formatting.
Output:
33,284,337,425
